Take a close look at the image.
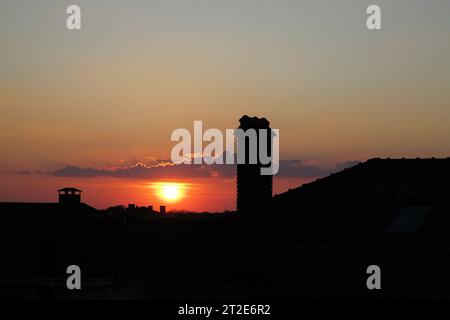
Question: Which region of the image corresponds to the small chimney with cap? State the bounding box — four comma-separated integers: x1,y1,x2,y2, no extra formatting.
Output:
58,188,82,205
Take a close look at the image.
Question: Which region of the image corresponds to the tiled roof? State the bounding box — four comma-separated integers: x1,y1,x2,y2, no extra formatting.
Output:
271,158,450,299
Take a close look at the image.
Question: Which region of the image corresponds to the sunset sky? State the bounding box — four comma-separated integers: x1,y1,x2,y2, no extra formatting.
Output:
1,0,450,211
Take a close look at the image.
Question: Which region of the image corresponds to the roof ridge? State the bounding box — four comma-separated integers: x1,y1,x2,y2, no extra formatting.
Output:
274,157,450,201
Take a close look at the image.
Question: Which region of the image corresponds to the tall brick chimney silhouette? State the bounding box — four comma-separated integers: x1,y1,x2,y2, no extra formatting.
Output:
236,115,273,213
236,115,273,298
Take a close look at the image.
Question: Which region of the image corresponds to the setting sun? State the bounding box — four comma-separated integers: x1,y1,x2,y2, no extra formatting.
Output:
151,182,186,203
161,185,180,200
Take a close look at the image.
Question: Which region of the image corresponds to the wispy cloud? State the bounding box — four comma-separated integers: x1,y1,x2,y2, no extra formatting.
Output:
48,159,359,180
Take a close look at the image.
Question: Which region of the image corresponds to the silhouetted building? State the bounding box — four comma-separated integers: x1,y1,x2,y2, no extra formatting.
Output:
0,188,137,300
6,156,450,300
160,206,166,214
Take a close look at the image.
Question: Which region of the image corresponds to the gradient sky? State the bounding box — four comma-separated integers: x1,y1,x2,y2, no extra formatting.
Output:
1,0,450,210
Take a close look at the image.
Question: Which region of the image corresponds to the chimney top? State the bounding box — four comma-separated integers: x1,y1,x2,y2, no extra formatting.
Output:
238,115,270,130
58,187,82,193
